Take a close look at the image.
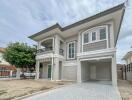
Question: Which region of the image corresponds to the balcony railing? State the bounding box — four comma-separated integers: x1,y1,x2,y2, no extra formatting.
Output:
37,48,53,54
37,48,64,56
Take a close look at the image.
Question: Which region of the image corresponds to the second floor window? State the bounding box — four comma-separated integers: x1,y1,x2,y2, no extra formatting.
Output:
82,26,107,44
92,32,96,41
84,33,89,43
100,28,106,40
67,41,75,59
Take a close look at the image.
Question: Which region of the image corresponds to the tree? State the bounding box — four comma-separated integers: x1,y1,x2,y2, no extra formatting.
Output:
3,42,36,79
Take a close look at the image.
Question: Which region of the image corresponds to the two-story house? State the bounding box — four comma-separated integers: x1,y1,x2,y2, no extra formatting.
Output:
122,51,132,81
29,3,125,87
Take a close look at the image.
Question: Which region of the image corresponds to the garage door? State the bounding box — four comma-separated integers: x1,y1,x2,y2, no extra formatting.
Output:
63,66,77,80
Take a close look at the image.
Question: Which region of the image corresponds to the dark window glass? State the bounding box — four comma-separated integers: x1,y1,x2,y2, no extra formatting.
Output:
92,32,96,41
100,28,106,40
68,42,75,59
84,33,89,43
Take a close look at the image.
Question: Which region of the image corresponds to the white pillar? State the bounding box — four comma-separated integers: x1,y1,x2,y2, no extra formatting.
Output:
112,53,117,87
35,60,40,80
77,33,81,53
77,59,82,83
54,58,59,80
54,35,59,54
10,70,13,77
16,68,21,79
51,57,54,80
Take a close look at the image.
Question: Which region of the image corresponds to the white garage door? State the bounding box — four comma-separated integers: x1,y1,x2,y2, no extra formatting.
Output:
63,66,77,81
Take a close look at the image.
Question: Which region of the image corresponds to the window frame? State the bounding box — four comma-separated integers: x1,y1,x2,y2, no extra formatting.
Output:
82,25,108,51
92,31,96,41
99,27,107,40
82,25,108,45
67,41,76,60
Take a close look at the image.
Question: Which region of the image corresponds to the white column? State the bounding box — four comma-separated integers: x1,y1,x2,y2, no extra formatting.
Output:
16,68,21,79
10,70,13,77
54,58,59,80
77,33,81,53
54,35,60,54
77,59,82,83
51,57,54,80
35,60,40,80
112,53,117,87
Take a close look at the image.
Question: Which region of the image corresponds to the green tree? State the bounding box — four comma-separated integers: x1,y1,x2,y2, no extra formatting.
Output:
4,42,36,79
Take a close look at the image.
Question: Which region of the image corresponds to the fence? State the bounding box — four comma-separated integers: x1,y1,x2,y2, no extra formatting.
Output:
0,67,16,78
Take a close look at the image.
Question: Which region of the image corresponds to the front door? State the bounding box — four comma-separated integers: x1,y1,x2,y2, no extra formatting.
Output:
90,66,96,80
48,65,51,78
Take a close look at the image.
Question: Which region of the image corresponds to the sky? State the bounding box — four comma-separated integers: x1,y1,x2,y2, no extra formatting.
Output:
0,0,132,64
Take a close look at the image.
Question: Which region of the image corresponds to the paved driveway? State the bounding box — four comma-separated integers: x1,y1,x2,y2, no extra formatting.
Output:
23,82,121,100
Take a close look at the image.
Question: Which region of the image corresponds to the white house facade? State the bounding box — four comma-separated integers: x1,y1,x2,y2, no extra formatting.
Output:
122,51,132,81
29,3,125,87
0,48,10,66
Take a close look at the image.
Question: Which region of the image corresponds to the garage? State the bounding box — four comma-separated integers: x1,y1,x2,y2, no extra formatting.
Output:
62,65,77,81
81,58,112,82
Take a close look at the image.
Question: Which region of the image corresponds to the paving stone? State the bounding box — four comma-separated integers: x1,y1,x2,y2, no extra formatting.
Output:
23,82,121,100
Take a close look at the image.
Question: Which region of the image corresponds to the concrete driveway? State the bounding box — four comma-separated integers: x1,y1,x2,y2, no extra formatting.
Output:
23,82,121,100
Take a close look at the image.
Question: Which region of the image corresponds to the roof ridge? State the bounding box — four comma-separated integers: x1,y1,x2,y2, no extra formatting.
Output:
29,3,125,39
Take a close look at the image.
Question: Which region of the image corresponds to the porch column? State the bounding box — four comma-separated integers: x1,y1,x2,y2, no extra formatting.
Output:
77,59,82,83
112,53,117,87
35,60,40,80
54,58,59,80
51,57,54,80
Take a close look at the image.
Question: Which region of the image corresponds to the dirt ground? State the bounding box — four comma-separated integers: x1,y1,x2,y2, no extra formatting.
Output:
118,80,132,100
0,79,73,100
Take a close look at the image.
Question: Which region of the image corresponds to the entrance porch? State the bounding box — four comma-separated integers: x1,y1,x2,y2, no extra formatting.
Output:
35,57,62,81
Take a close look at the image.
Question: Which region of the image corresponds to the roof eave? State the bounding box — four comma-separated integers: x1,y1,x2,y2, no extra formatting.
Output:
28,23,62,39
115,6,125,46
28,3,125,41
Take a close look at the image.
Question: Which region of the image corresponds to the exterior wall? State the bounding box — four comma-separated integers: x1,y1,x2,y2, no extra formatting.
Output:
81,61,90,81
62,65,77,80
53,58,59,80
83,40,107,52
40,62,50,78
124,55,132,81
126,71,132,81
96,62,111,80
62,60,77,80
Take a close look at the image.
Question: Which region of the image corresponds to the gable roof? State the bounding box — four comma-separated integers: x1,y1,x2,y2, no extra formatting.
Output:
29,3,125,41
0,47,5,53
122,51,132,60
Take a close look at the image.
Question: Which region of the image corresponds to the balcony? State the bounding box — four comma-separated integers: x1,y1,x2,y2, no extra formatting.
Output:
37,37,64,56
37,48,64,56
37,47,53,55
37,38,53,55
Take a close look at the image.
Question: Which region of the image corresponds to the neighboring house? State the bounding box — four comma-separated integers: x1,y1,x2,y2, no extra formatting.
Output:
29,3,125,87
117,64,123,80
0,48,10,66
122,51,132,81
0,48,16,77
